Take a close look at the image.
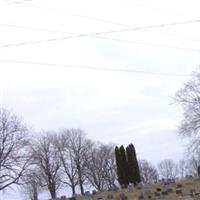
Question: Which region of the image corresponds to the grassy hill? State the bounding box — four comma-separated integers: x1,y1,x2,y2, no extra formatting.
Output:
76,178,200,200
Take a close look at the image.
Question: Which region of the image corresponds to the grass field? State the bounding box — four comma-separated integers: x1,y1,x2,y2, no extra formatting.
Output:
76,178,200,200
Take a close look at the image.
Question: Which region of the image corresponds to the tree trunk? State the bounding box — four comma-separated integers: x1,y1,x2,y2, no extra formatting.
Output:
71,185,76,195
33,184,38,200
49,184,56,199
79,179,84,195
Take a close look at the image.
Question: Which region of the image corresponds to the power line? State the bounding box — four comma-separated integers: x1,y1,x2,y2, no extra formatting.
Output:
1,19,200,48
1,23,200,52
0,1,24,7
20,2,195,28
148,29,200,43
0,59,191,77
2,2,200,45
19,2,200,43
19,3,133,28
0,23,74,35
94,36,200,52
134,2,195,19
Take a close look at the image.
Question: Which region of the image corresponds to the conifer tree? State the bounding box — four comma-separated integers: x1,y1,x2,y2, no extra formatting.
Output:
119,145,129,188
115,146,124,186
128,144,141,185
126,144,135,184
115,144,141,188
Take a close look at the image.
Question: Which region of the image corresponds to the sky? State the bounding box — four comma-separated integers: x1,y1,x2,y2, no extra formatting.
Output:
0,0,200,199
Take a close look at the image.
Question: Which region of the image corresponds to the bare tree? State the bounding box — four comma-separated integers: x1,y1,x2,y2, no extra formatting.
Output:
20,169,41,200
139,159,158,184
101,144,117,189
178,159,187,179
31,134,61,199
158,159,178,179
0,108,31,190
85,144,106,191
85,143,116,191
63,129,90,195
54,132,78,195
185,152,200,177
175,68,200,152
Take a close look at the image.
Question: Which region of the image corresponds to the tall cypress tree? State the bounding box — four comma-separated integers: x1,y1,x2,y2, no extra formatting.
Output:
115,144,140,188
126,145,135,184
119,145,129,188
115,146,124,186
128,144,141,185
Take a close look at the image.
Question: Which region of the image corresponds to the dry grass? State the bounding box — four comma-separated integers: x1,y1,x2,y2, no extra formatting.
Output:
77,178,200,200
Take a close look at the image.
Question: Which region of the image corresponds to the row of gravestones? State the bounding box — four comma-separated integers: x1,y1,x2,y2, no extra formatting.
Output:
139,182,200,199
95,193,128,200
82,181,200,200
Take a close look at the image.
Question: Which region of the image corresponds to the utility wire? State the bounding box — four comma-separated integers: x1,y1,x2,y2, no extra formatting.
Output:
94,36,200,52
1,24,200,52
2,1,200,44
20,2,195,28
0,59,191,77
0,23,74,35
20,3,133,28
2,22,200,44
0,1,24,7
1,23,199,52
1,19,200,48
21,2,200,43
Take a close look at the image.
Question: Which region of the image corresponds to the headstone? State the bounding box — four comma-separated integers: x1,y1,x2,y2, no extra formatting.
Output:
143,188,152,196
85,191,90,195
127,184,134,192
119,193,128,200
92,190,97,195
189,189,196,197
107,194,114,199
161,191,168,195
154,192,160,197
176,184,183,188
164,184,173,193
60,196,67,200
156,188,162,192
68,198,76,200
176,188,182,195
138,195,144,199
96,192,103,200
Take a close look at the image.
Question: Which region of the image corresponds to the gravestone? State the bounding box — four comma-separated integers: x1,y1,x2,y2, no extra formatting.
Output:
189,189,196,197
107,194,114,199
96,192,103,200
138,195,144,199
60,196,67,200
92,190,97,195
164,184,173,193
68,198,76,200
176,188,182,195
156,188,162,192
85,191,90,195
127,184,134,192
119,193,128,200
143,188,152,197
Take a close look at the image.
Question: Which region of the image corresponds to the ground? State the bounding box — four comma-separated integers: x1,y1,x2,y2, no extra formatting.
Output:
76,178,200,200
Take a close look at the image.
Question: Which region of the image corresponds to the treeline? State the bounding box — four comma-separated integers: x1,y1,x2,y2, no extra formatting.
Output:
1,108,200,200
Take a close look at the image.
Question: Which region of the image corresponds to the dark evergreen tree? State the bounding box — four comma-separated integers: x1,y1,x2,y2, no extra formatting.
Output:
126,145,135,184
198,165,200,178
115,144,140,188
119,145,129,188
127,144,141,185
115,146,124,186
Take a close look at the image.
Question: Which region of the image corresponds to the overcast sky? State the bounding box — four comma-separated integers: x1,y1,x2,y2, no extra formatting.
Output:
0,0,200,199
